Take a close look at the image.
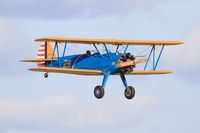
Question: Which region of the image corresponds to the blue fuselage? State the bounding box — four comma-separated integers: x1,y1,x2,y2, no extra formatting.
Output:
49,52,123,74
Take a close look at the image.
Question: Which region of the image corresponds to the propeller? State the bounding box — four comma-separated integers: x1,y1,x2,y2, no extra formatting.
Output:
116,58,147,68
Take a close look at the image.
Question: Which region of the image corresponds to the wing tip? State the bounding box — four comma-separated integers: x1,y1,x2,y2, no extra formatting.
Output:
20,59,35,62
165,70,173,74
176,41,184,45
28,68,37,71
20,60,26,62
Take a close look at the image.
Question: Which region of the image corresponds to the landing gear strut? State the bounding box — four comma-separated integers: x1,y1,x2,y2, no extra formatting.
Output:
44,72,48,78
94,73,109,99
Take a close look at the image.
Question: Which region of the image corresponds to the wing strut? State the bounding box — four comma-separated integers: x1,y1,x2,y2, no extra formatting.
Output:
51,41,60,66
115,44,120,53
123,44,129,53
103,43,111,57
154,45,164,70
93,43,101,55
51,42,68,67
144,45,165,70
62,42,67,57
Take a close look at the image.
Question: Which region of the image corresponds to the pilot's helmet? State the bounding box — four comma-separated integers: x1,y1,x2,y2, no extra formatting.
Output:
86,50,91,56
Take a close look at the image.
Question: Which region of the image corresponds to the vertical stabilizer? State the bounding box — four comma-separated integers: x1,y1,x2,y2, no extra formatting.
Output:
37,42,57,67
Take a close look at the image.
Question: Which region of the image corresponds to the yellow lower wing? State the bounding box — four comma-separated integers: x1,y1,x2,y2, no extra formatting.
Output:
29,67,102,75
28,67,171,75
126,70,172,75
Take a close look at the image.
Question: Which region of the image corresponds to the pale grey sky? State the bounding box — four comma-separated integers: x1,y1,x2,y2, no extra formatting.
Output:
0,0,200,133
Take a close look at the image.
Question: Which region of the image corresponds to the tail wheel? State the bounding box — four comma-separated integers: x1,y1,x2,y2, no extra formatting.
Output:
44,73,48,78
94,85,105,99
124,86,135,99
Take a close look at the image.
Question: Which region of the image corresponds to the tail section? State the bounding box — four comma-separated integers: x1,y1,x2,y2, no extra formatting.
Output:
46,42,56,59
37,44,45,67
37,42,57,67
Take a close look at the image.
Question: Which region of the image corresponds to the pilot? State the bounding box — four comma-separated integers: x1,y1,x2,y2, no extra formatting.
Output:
86,50,91,56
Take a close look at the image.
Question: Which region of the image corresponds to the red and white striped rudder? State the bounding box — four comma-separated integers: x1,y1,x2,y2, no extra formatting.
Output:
37,43,45,67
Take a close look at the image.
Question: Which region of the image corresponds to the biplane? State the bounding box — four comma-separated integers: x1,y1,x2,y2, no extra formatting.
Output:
21,37,183,99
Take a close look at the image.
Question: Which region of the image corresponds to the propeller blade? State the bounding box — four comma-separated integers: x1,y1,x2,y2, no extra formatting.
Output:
134,55,147,58
116,58,147,68
134,58,147,64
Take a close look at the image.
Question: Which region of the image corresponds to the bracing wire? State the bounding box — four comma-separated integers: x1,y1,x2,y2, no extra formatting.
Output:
74,44,84,53
132,45,139,55
137,46,152,55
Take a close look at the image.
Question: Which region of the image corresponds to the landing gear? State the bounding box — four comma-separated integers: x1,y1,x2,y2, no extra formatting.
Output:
44,72,48,78
124,86,135,99
94,73,109,99
120,74,135,100
94,85,105,99
93,73,136,100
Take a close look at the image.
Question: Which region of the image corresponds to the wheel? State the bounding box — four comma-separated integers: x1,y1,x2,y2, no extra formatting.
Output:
44,73,48,78
124,86,135,99
94,85,105,99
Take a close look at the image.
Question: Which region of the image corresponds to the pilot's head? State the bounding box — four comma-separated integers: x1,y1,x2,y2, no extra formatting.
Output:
86,50,91,56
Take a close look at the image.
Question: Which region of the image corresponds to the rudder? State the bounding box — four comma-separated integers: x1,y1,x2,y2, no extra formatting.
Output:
37,42,57,67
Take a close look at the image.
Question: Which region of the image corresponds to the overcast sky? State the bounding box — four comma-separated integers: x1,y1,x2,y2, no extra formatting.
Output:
0,0,200,133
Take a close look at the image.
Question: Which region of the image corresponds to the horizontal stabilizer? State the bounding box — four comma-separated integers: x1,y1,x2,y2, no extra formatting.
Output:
29,67,102,75
20,59,57,62
126,70,172,75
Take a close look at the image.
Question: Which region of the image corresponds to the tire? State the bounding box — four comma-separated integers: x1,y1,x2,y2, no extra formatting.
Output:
124,86,135,99
44,73,48,78
94,85,105,99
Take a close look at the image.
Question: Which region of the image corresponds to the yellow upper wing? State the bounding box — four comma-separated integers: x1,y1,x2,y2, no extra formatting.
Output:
35,37,183,46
